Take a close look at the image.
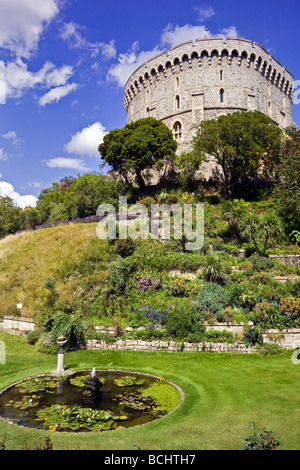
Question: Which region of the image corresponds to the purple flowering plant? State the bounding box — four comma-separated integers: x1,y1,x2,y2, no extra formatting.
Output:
135,305,168,327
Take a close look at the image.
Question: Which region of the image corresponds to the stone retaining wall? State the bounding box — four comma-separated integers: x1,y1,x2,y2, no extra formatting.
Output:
86,338,255,353
0,316,35,336
1,316,299,350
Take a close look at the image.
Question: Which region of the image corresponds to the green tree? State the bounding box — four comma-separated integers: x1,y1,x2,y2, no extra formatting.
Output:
191,111,282,197
221,198,249,239
238,210,284,256
272,126,300,232
98,117,177,191
19,207,43,229
0,196,21,237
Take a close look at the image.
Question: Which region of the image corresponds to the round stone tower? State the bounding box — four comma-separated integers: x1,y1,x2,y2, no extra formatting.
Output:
124,37,294,154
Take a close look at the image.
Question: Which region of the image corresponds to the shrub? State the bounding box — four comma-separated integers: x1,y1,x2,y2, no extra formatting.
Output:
203,254,227,283
242,422,281,450
251,255,274,272
137,274,160,293
115,238,136,258
195,283,228,314
259,343,286,356
108,256,131,295
205,329,236,343
280,297,300,319
25,329,42,345
36,332,57,354
242,326,263,347
167,279,186,297
165,304,205,342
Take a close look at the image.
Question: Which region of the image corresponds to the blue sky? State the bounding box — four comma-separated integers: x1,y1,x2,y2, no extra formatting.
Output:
0,0,299,208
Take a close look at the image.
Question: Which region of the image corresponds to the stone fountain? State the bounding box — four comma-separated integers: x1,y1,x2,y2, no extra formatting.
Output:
81,367,102,399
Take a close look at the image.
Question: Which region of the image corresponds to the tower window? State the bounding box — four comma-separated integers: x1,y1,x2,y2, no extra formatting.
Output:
220,70,223,81
175,95,180,110
173,122,182,142
220,89,224,104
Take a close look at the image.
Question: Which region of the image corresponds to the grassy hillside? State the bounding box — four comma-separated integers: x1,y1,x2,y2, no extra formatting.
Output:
0,222,109,317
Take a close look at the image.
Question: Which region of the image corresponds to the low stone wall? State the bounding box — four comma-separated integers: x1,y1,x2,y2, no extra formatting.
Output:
262,329,300,349
0,316,35,336
1,316,299,350
269,254,300,265
86,338,255,353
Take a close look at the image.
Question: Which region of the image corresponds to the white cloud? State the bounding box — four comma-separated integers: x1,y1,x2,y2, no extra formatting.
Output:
39,82,78,106
45,157,90,171
0,0,59,59
65,122,107,157
0,59,76,104
60,22,116,60
193,5,216,21
2,130,23,146
17,195,38,209
108,42,162,87
220,26,239,38
161,24,210,47
28,182,42,188
0,181,37,208
108,23,239,87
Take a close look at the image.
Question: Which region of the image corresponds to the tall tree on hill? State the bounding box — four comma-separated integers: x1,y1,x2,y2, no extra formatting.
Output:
191,111,283,197
272,126,300,232
98,117,177,191
0,196,21,238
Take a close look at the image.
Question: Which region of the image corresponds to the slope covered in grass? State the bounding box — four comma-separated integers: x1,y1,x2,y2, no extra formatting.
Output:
0,222,109,317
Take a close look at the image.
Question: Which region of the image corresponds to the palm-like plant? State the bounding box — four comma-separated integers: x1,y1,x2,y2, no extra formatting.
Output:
203,253,227,283
221,199,249,239
238,210,283,256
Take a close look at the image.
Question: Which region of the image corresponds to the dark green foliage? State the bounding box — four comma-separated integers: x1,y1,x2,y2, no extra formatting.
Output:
50,312,85,350
273,127,300,232
242,326,263,347
25,329,42,345
242,422,281,450
115,238,136,258
165,304,205,342
108,256,131,295
99,117,177,190
0,196,21,238
191,111,282,196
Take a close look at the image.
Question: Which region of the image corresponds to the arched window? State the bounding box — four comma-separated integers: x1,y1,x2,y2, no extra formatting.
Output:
220,89,224,104
173,122,182,142
175,95,180,110
146,107,150,117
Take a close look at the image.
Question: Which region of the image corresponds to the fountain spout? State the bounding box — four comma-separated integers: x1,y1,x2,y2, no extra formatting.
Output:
91,367,96,379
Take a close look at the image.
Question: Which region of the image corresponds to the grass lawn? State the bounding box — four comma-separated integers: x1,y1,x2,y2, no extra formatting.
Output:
0,331,299,450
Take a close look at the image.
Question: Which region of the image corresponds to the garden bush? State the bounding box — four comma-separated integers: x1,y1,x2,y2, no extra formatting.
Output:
165,304,205,342
242,422,282,450
108,256,131,295
195,283,228,315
